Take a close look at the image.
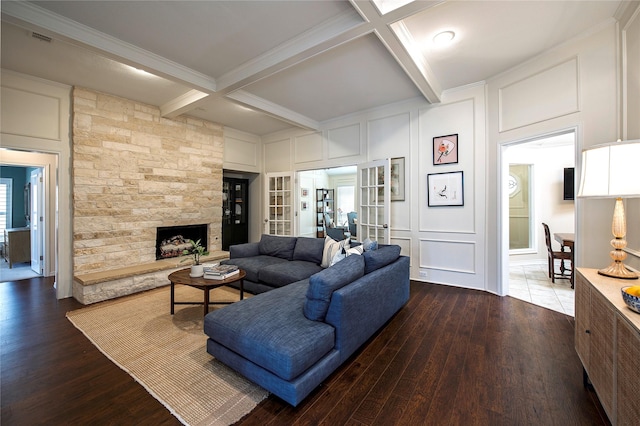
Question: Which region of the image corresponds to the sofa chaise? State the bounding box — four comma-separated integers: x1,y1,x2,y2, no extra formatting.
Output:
203,243,410,406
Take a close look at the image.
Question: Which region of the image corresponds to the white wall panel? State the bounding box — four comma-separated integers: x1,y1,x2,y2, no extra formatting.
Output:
390,235,412,260
499,58,579,132
420,239,475,273
224,130,259,170
368,112,412,231
624,9,640,139
264,138,291,173
327,124,360,159
420,99,476,233
368,112,410,160
1,86,60,140
294,132,323,163
1,71,72,300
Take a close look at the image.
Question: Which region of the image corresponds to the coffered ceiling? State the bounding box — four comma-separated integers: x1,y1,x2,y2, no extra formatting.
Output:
1,1,631,136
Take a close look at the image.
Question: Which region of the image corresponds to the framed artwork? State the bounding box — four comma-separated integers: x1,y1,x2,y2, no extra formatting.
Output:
301,201,308,211
390,157,405,201
427,171,464,207
433,134,458,165
301,188,309,197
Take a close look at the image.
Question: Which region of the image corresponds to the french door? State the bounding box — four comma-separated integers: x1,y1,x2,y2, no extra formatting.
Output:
357,159,390,244
264,172,294,236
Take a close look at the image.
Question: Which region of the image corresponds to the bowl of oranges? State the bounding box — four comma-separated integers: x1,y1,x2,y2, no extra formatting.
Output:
621,285,640,314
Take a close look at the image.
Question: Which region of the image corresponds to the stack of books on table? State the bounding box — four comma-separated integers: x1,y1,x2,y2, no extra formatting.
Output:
203,264,239,280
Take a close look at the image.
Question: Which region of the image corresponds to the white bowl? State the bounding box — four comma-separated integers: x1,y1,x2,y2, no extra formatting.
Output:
621,286,640,314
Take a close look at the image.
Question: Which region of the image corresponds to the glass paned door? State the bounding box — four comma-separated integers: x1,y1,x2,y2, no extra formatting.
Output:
357,159,390,244
265,173,293,236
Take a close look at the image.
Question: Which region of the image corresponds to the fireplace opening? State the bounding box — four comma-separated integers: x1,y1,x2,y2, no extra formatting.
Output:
156,224,208,260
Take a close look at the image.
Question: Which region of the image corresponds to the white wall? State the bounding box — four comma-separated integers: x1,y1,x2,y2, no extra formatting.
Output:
621,6,640,272
296,170,329,238
485,21,627,294
223,127,263,243
0,70,72,299
258,19,635,294
262,83,488,292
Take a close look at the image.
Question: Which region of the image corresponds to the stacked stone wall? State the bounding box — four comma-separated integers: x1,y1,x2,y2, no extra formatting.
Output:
72,87,223,274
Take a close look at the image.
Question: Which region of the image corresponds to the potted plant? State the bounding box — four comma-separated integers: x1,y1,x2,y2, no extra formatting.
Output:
181,239,209,277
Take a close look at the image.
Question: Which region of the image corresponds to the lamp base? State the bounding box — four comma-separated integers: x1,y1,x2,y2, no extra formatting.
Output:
598,261,639,280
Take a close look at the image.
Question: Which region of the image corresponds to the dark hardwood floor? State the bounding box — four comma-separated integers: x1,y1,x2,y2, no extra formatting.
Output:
1,277,609,425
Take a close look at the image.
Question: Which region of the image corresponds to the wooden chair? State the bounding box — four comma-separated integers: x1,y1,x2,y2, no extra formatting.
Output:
542,223,572,285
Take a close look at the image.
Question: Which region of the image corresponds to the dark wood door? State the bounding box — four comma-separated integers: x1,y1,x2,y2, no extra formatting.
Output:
222,178,249,250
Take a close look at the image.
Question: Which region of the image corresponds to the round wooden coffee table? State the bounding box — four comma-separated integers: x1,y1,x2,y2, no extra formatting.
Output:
168,267,245,316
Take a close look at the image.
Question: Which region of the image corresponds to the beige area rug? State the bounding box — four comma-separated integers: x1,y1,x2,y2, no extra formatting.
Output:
66,285,268,426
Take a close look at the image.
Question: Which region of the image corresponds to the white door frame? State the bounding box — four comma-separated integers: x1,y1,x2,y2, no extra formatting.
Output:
498,128,579,296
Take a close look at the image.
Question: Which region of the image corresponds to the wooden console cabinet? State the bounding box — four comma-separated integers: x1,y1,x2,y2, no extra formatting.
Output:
575,268,640,425
3,227,31,268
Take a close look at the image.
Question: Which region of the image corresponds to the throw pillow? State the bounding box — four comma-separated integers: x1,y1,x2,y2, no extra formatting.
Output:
329,244,363,266
321,236,350,268
346,245,364,256
362,238,378,251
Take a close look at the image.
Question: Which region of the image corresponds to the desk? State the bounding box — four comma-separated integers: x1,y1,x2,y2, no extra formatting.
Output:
554,232,575,287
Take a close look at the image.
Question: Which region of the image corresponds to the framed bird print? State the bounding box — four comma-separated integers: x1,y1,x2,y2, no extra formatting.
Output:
427,171,464,207
433,134,458,165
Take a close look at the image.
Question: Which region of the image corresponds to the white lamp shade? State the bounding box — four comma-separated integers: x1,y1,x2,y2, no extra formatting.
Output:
578,140,640,198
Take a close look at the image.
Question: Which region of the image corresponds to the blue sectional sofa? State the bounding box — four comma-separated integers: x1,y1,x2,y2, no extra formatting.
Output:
220,234,327,294
204,243,410,406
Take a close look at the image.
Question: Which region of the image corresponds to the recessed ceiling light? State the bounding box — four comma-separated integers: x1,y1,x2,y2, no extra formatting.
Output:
432,31,455,46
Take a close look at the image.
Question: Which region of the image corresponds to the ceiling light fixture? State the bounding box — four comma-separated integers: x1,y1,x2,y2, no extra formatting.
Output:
432,30,455,46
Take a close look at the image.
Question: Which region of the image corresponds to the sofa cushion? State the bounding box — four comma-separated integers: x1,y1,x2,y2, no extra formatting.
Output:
259,234,297,260
292,237,324,264
363,245,401,274
229,241,260,258
204,280,335,381
222,255,287,283
259,260,323,287
321,236,350,268
304,254,365,321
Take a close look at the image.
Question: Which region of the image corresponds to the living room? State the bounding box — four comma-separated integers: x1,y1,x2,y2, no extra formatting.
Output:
2,1,639,301
1,1,639,424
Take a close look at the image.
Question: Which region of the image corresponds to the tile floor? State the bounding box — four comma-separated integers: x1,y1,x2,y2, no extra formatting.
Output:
0,260,41,282
508,262,575,317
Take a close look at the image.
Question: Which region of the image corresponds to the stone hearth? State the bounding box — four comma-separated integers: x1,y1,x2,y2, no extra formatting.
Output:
73,251,229,304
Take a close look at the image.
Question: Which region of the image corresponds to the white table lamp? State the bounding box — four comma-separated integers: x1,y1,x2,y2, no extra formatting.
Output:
578,139,640,279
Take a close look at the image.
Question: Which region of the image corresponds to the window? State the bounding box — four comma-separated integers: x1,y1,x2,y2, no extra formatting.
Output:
0,178,13,242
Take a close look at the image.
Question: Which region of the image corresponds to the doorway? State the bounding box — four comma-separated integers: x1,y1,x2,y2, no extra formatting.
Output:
502,130,576,315
296,166,356,238
0,164,44,281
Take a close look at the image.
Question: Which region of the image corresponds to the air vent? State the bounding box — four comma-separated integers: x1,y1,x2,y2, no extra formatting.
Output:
31,32,52,43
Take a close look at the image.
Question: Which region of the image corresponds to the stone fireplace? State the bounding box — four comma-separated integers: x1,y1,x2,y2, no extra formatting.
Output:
156,224,208,260
71,87,226,304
